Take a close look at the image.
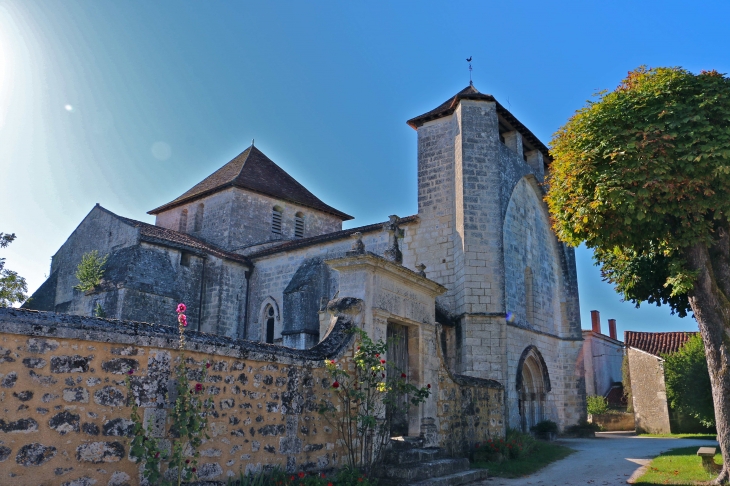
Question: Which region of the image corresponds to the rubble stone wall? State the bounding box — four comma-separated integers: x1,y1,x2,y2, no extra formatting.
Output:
0,308,358,486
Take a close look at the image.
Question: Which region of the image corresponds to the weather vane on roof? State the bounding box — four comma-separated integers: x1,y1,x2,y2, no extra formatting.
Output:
466,56,473,86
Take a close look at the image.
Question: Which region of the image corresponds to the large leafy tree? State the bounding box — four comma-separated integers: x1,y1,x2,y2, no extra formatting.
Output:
0,233,28,307
546,67,730,484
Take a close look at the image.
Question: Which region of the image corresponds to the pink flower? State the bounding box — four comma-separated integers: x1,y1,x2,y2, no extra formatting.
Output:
176,303,187,313
206,361,211,369
127,369,134,375
178,314,188,327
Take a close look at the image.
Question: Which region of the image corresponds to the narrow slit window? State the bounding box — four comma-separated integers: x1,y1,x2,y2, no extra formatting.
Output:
194,203,204,232
265,305,275,344
294,213,304,239
271,207,282,237
525,266,534,324
179,209,188,232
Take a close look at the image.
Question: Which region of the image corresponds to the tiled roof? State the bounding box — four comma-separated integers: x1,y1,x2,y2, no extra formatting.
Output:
624,331,697,357
96,205,250,265
247,215,419,259
148,145,353,220
406,85,552,162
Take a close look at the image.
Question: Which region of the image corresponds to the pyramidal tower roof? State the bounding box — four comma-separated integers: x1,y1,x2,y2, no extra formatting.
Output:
148,145,353,220
406,85,551,161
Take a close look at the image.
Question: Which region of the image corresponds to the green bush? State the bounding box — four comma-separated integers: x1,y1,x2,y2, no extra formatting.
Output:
663,334,715,428
74,250,108,292
226,466,376,486
530,420,558,437
564,420,600,437
586,395,609,415
473,430,537,462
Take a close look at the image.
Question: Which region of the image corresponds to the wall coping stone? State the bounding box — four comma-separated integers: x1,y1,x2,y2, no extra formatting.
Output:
0,303,360,366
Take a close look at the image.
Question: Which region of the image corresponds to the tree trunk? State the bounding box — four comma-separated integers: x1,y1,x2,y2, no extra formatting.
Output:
685,240,730,484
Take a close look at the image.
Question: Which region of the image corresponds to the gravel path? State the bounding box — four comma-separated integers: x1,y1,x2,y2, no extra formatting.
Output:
472,432,718,486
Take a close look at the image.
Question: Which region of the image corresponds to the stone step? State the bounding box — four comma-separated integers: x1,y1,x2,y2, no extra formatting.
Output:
378,457,471,483
384,447,447,465
408,468,489,486
391,436,426,450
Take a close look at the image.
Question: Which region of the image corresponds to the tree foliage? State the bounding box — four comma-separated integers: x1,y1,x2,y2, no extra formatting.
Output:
664,334,715,428
0,232,28,307
546,66,730,484
547,67,730,313
74,250,108,292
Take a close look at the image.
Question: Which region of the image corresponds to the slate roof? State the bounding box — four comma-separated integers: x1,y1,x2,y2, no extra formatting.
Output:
406,85,552,162
624,331,697,357
247,215,419,259
95,205,250,265
148,145,353,220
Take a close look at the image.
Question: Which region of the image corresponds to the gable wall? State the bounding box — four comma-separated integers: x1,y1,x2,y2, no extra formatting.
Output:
49,207,139,311
628,347,671,433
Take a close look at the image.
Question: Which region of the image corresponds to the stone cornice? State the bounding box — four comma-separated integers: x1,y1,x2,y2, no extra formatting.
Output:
325,252,446,297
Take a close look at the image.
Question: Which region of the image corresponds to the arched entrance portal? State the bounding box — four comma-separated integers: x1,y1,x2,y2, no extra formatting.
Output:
516,346,551,432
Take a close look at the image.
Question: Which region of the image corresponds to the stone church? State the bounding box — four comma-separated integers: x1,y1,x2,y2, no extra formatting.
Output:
25,85,585,433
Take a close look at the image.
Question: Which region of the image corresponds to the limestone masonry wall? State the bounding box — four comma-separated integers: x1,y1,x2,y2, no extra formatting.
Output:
0,308,356,486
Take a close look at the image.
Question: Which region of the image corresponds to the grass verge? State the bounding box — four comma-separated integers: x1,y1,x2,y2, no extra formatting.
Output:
633,445,723,485
472,441,575,478
638,433,717,440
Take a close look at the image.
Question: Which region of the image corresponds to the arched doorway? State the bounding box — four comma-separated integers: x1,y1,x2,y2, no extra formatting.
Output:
516,346,551,432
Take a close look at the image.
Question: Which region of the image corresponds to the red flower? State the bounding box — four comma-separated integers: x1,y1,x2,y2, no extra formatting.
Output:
328,483,334,486
380,359,386,364
375,353,380,357
192,467,197,473
185,459,190,464
290,476,295,481
332,381,340,389
155,452,160,458
401,373,407,378
298,472,305,478
195,383,203,393
176,303,187,313
206,361,211,369
427,384,431,388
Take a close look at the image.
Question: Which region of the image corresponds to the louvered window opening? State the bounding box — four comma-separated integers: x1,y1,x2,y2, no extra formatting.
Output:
294,214,304,239
271,209,282,236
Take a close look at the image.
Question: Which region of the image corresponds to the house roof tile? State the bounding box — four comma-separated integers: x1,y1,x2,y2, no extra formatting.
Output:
624,331,697,357
148,145,353,220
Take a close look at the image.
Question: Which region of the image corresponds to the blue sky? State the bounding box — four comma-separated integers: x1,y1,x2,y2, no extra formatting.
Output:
2,0,727,337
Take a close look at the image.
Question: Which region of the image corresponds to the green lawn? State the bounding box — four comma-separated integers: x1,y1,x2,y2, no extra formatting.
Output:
638,433,717,441
472,441,575,478
634,446,723,485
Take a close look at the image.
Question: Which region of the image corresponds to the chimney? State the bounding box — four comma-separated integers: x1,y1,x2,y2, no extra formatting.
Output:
608,319,617,340
590,310,601,334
